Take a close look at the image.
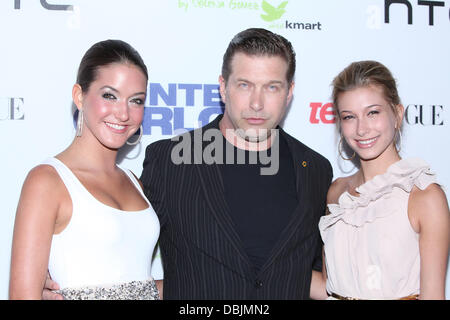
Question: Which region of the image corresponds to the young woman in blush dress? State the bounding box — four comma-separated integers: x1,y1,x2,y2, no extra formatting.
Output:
311,60,449,300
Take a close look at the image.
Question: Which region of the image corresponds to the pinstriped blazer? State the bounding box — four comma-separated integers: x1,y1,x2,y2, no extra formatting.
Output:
140,115,333,299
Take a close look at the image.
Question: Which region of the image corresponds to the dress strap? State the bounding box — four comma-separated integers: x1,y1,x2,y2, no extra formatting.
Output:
117,165,150,205
41,157,84,201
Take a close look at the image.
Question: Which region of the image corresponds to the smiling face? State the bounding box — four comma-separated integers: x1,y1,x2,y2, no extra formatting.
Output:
337,85,403,162
73,62,147,150
219,52,294,144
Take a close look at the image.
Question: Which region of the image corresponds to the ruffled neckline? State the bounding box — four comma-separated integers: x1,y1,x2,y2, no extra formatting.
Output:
320,158,436,229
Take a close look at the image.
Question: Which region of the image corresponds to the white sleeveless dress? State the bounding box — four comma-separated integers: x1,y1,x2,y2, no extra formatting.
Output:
319,158,438,299
43,157,160,300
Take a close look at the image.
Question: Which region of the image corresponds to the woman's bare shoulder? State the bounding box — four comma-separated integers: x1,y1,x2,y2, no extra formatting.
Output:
25,164,62,187
19,164,67,209
408,183,449,233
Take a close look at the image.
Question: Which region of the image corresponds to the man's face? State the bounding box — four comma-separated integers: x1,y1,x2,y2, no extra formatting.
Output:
219,52,294,143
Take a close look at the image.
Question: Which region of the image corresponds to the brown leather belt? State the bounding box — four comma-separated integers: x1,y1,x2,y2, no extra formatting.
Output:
330,292,419,300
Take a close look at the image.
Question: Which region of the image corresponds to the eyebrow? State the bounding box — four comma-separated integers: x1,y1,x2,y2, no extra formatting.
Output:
100,85,118,92
365,104,382,108
235,78,285,85
340,104,382,113
268,80,284,85
100,86,146,96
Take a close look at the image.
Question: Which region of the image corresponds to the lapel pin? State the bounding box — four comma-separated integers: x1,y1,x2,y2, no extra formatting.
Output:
301,161,307,167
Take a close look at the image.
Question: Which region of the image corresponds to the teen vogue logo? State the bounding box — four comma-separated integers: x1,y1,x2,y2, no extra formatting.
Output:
307,102,445,126
0,98,24,120
309,102,336,124
405,104,444,125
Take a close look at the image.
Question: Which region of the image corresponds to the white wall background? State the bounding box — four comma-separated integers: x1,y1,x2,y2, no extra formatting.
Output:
1,0,449,299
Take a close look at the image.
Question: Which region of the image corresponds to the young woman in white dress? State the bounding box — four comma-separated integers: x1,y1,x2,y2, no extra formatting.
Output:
310,60,449,300
9,40,160,300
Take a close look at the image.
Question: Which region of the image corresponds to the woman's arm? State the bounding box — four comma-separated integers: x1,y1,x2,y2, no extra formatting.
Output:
409,183,450,300
310,179,345,300
9,166,62,299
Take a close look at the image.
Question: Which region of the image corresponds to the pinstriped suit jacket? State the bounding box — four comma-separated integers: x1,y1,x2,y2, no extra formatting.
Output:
140,115,333,299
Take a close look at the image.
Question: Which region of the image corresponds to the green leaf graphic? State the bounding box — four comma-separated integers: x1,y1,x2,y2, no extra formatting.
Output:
261,0,287,22
278,1,288,10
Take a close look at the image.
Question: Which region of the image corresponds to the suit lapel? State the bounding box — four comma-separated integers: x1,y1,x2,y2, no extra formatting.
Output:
194,116,253,269
259,128,314,274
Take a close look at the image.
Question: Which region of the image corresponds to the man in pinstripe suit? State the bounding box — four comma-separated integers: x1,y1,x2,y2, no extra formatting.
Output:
140,28,333,299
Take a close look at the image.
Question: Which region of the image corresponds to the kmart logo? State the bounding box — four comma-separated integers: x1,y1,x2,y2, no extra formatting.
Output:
176,1,322,31
260,0,288,22
260,1,323,31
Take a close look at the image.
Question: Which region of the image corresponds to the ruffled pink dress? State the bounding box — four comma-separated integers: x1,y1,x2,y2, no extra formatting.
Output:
319,158,437,299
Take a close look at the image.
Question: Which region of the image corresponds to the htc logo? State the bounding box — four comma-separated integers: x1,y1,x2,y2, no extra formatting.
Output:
14,0,73,11
385,0,448,25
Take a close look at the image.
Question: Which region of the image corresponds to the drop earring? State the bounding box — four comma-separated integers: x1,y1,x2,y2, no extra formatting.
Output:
76,110,83,137
126,125,143,145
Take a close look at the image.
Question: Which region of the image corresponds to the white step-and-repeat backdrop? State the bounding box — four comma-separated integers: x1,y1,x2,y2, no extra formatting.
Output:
1,0,449,299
